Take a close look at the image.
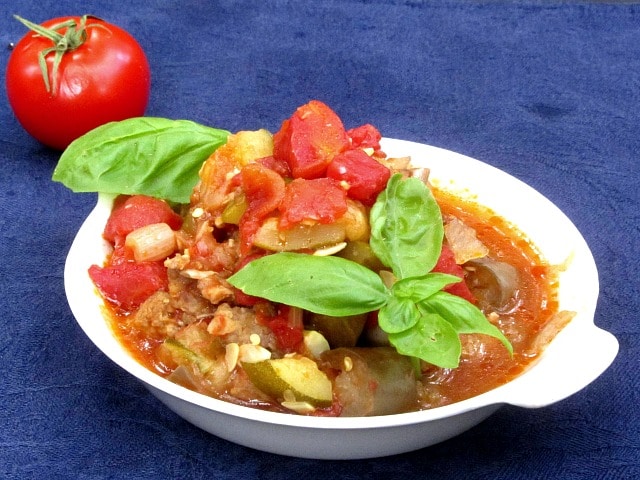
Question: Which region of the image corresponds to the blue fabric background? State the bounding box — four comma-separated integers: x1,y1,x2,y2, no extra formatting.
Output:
1,1,638,478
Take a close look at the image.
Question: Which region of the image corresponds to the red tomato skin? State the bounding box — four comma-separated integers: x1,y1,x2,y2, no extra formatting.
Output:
256,156,291,178
347,124,382,151
238,163,286,253
432,244,476,303
326,149,391,206
279,178,348,229
103,195,182,246
266,316,304,352
257,305,304,353
88,261,168,312
273,100,350,179
6,16,150,150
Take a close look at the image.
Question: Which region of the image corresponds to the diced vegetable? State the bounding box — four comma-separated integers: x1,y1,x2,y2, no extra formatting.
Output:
221,192,247,225
157,323,231,394
306,313,368,348
125,223,176,262
103,195,182,246
273,100,350,179
224,129,274,166
433,244,476,303
88,259,168,311
346,124,382,152
321,347,418,416
256,155,291,177
257,305,304,352
443,216,489,264
193,142,238,213
362,313,390,347
161,338,216,376
335,200,370,242
326,148,390,205
465,257,519,310
241,356,333,408
279,178,348,229
253,217,346,252
238,163,286,252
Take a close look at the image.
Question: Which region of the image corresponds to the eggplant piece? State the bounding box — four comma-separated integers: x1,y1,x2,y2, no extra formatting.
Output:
306,313,368,348
158,323,231,394
362,323,390,347
321,347,418,416
464,257,519,310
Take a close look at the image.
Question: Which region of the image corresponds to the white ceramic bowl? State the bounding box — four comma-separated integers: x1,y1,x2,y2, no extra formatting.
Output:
64,138,618,460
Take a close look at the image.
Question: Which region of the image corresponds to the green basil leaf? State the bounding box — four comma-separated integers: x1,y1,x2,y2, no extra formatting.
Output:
52,117,230,203
378,296,420,333
422,291,513,355
388,312,462,368
369,174,444,280
227,252,390,316
392,273,462,302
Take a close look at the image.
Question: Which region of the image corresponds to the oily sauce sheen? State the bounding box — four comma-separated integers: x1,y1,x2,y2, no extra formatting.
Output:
106,188,560,413
420,188,559,408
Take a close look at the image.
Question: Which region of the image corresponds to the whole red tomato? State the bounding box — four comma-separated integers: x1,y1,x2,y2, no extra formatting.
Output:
6,15,151,150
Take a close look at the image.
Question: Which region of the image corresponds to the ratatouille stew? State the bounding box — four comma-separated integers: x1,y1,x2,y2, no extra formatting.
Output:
86,101,572,416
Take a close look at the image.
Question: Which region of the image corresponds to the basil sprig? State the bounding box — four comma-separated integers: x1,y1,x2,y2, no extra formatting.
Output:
52,117,230,203
228,174,512,368
370,174,444,278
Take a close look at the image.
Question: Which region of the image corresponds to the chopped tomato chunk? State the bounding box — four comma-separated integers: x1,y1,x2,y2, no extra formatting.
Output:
267,316,304,352
88,260,168,311
279,178,348,229
108,243,135,265
257,305,303,352
432,244,476,303
326,149,391,205
103,195,182,246
239,163,286,252
273,100,350,179
347,124,382,152
257,155,291,178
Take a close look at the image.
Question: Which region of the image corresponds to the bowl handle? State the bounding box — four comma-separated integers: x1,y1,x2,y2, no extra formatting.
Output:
501,324,618,408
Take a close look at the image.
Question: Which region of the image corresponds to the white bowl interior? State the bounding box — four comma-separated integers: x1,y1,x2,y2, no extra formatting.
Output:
64,138,618,459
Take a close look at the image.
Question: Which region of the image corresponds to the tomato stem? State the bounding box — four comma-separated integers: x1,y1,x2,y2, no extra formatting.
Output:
13,15,106,95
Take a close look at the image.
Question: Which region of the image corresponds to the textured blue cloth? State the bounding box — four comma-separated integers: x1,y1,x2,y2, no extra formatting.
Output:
1,1,638,478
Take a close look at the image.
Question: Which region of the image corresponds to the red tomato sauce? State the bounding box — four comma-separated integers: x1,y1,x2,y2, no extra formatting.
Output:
419,188,560,408
103,186,561,412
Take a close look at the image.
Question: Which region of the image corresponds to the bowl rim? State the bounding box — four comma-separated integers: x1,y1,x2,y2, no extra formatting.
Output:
64,137,618,430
